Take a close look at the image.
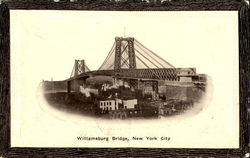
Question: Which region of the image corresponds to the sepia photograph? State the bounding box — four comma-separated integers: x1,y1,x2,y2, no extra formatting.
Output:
9,10,240,149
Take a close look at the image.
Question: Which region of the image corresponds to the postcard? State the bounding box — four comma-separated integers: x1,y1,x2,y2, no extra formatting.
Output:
10,10,239,148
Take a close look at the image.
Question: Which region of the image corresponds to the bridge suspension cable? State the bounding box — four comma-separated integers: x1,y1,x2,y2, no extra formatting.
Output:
134,42,166,68
98,42,116,70
107,63,114,70
70,63,75,77
85,65,90,72
134,39,175,68
134,47,160,68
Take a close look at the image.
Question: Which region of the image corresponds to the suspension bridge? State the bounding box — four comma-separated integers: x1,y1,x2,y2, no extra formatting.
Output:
66,37,206,93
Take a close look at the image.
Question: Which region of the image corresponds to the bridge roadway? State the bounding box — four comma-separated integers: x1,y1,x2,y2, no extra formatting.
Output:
64,68,206,93
65,68,179,82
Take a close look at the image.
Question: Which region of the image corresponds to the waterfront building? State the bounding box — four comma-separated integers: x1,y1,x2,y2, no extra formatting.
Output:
99,98,137,111
99,99,118,111
123,99,137,109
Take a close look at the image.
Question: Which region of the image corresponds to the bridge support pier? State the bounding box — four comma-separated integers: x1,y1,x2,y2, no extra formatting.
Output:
67,81,71,93
141,80,159,100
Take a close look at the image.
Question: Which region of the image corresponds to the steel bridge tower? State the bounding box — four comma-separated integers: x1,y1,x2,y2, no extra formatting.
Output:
74,60,85,76
70,59,90,77
114,37,136,73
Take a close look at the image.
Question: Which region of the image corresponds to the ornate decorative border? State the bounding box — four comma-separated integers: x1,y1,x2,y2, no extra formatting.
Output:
0,0,249,157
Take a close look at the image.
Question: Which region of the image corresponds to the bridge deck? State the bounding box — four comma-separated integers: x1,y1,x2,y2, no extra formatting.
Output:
66,68,180,81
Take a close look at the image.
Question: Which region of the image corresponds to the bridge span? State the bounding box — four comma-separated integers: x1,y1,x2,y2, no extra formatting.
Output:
63,37,206,93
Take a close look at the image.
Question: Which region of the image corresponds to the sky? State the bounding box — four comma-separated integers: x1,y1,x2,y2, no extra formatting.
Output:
10,10,238,81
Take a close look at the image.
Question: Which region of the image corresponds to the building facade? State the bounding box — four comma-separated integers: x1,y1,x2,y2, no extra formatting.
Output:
99,98,137,111
99,100,118,111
